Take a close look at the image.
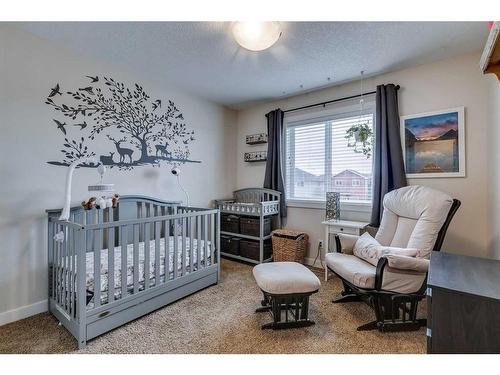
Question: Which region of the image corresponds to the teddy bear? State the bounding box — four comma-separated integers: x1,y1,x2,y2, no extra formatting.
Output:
81,197,97,210
111,194,120,208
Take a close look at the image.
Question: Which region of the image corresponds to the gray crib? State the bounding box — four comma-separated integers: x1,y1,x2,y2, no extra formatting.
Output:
46,195,220,349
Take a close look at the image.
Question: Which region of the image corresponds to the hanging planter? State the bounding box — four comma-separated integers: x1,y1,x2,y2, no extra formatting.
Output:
345,121,373,158
345,71,373,158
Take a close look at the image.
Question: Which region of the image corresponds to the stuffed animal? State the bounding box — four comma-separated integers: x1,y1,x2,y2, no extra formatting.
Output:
81,197,96,210
81,194,119,210
112,194,120,208
95,197,106,209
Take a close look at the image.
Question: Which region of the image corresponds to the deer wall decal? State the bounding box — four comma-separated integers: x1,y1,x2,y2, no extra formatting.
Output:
155,143,171,158
99,152,115,165
107,136,133,163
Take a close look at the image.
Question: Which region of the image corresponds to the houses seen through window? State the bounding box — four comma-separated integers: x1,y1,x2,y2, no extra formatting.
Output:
285,112,374,204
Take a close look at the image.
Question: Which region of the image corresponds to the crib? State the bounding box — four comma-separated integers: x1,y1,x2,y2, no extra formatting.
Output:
46,195,220,349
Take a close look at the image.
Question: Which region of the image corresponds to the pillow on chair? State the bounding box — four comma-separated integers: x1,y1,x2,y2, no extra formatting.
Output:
353,233,420,266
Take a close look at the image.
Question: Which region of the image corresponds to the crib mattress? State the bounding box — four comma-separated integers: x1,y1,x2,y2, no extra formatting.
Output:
84,237,212,307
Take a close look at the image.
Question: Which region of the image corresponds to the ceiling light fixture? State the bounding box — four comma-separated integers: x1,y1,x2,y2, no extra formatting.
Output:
232,21,282,51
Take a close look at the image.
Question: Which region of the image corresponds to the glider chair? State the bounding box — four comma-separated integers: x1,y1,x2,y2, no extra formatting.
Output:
325,185,460,332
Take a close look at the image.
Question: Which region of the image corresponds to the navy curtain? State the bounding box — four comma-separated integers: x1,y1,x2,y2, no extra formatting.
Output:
370,84,407,226
264,109,287,218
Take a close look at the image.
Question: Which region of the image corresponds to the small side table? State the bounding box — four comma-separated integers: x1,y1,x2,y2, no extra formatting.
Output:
322,219,368,281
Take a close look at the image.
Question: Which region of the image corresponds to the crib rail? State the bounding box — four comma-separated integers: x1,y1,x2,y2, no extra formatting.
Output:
48,207,219,321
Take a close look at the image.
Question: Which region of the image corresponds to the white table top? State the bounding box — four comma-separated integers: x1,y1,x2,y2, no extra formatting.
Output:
321,219,369,228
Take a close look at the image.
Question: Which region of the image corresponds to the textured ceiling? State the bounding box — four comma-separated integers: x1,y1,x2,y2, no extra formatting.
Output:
14,22,489,108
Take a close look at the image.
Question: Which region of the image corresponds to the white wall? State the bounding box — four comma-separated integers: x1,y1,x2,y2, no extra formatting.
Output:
0,25,237,324
487,74,500,259
236,52,492,263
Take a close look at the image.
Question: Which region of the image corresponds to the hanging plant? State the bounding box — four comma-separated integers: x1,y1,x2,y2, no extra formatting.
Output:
345,121,373,158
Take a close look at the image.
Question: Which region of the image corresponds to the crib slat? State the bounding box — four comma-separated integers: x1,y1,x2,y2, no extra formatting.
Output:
50,223,55,300
108,227,114,304
196,216,201,270
85,211,90,250
133,224,139,294
76,228,86,322
67,227,72,312
210,213,215,266
160,207,166,237
165,219,170,281
155,221,161,286
189,217,194,273
62,226,67,311
121,226,127,299
93,229,101,308
144,222,150,290
71,229,78,318
173,219,179,279
57,226,62,304
203,215,208,267
181,217,186,276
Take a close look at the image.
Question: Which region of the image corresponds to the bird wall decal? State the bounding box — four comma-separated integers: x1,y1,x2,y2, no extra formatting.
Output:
53,119,67,135
48,84,62,97
73,121,87,130
78,87,95,95
152,99,162,111
85,75,99,83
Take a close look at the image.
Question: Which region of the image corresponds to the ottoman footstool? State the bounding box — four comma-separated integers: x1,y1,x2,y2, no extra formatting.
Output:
252,262,321,329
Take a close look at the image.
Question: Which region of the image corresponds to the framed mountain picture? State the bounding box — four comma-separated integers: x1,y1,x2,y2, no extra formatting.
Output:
400,107,465,178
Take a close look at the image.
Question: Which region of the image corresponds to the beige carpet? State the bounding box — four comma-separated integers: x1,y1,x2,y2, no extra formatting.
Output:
0,259,426,354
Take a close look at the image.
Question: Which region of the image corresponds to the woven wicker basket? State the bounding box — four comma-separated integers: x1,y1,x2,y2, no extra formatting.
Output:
272,229,309,263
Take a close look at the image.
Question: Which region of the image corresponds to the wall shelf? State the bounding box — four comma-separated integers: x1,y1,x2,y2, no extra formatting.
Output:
246,133,268,145
480,22,500,80
244,151,267,162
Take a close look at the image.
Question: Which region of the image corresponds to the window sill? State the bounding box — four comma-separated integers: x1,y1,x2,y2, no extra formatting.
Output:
286,199,372,213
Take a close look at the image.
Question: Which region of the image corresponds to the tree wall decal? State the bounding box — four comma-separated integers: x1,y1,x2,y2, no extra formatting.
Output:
45,76,198,169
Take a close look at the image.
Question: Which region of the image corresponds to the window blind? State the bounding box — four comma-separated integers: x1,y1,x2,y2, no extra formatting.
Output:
285,113,373,203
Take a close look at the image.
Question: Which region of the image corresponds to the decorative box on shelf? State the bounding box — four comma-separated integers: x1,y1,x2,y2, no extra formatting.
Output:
244,151,267,162
246,133,268,145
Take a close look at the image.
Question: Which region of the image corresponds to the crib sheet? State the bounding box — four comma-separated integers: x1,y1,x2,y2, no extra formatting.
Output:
81,237,211,306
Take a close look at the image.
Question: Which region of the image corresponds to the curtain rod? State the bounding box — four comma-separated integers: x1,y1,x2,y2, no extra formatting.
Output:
283,85,400,114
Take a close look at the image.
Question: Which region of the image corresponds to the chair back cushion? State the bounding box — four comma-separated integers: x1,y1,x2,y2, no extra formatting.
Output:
375,185,453,258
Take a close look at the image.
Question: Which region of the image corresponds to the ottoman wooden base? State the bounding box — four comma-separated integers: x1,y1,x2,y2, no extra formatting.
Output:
255,290,317,330
253,262,321,330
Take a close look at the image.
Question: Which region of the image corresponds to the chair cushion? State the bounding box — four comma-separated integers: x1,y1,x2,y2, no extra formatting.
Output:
326,252,427,293
353,232,421,266
375,185,453,257
325,252,376,289
253,262,321,295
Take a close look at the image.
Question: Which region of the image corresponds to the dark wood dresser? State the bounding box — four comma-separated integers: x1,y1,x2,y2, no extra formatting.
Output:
427,251,500,353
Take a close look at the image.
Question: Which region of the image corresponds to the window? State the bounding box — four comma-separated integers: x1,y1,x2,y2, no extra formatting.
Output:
285,110,374,205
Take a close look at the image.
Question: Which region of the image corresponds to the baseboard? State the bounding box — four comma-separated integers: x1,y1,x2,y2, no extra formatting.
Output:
0,300,48,326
